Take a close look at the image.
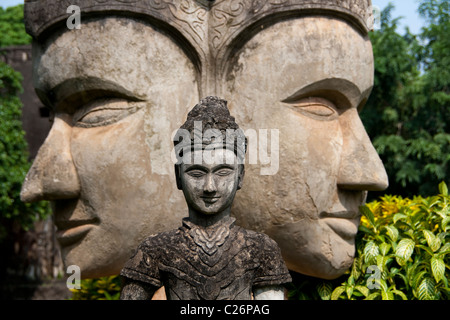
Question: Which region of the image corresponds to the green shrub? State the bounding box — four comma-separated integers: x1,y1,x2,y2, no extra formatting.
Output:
70,275,121,300
289,182,450,300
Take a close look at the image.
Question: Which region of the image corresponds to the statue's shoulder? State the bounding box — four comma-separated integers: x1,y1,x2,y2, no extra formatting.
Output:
138,228,183,252
235,225,279,249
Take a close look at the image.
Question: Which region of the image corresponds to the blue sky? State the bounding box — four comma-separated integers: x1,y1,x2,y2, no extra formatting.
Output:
2,0,426,34
373,0,426,34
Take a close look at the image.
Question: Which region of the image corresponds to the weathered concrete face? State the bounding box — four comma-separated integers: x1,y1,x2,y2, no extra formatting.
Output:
225,17,388,279
21,17,199,278
179,149,241,217
22,0,388,280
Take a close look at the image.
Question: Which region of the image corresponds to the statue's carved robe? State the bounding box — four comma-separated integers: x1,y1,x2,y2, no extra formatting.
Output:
121,217,291,300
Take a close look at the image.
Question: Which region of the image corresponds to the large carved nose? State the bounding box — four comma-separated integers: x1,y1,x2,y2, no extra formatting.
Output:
337,109,389,191
20,113,80,202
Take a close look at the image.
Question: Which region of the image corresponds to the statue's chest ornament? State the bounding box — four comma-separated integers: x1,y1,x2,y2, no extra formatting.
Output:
183,218,236,267
190,224,230,256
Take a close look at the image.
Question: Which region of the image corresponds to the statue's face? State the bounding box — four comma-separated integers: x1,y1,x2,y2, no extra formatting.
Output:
226,17,388,279
179,149,242,216
20,17,198,278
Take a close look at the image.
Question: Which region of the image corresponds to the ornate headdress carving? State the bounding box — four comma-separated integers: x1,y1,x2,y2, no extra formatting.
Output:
25,0,373,44
173,96,247,165
24,0,374,95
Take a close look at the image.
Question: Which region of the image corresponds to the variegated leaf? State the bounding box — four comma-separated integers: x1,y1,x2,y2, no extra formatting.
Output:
316,282,332,300
395,239,415,265
364,241,379,264
417,277,437,300
431,256,445,283
331,286,346,300
384,225,399,242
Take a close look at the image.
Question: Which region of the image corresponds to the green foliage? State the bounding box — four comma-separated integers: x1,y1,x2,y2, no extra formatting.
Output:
289,182,450,300
0,61,49,242
0,4,32,47
70,275,122,300
0,4,48,244
361,1,450,198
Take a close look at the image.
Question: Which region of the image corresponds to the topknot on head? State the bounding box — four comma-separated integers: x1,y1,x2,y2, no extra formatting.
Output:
180,96,240,134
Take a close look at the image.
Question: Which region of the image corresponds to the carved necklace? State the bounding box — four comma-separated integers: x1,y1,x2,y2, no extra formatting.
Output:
183,217,235,256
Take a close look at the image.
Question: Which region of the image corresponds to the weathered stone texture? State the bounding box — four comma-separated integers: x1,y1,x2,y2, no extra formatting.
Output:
21,0,388,281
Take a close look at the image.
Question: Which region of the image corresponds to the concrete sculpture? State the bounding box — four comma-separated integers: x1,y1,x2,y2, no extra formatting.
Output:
21,0,388,280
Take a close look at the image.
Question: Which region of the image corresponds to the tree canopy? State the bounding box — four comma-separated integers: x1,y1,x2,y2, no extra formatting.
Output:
0,4,31,47
361,0,450,198
0,4,46,243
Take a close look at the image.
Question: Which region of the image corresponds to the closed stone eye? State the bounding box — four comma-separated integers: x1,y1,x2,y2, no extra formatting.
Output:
74,99,142,128
187,170,207,178
215,169,233,176
288,97,338,121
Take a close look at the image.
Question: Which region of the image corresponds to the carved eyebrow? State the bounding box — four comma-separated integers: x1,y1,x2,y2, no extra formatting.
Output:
281,78,365,109
36,76,145,113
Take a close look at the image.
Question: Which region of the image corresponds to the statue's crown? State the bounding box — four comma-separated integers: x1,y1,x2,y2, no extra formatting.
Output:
173,96,247,165
25,0,374,41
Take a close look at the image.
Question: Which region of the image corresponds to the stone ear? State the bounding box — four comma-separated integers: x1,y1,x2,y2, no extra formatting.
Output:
237,165,245,190
174,164,182,190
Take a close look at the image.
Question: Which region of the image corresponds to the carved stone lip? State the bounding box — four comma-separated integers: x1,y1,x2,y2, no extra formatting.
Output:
56,223,96,247
55,218,99,247
201,196,221,203
319,211,360,220
321,217,359,241
319,211,360,241
55,218,99,231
